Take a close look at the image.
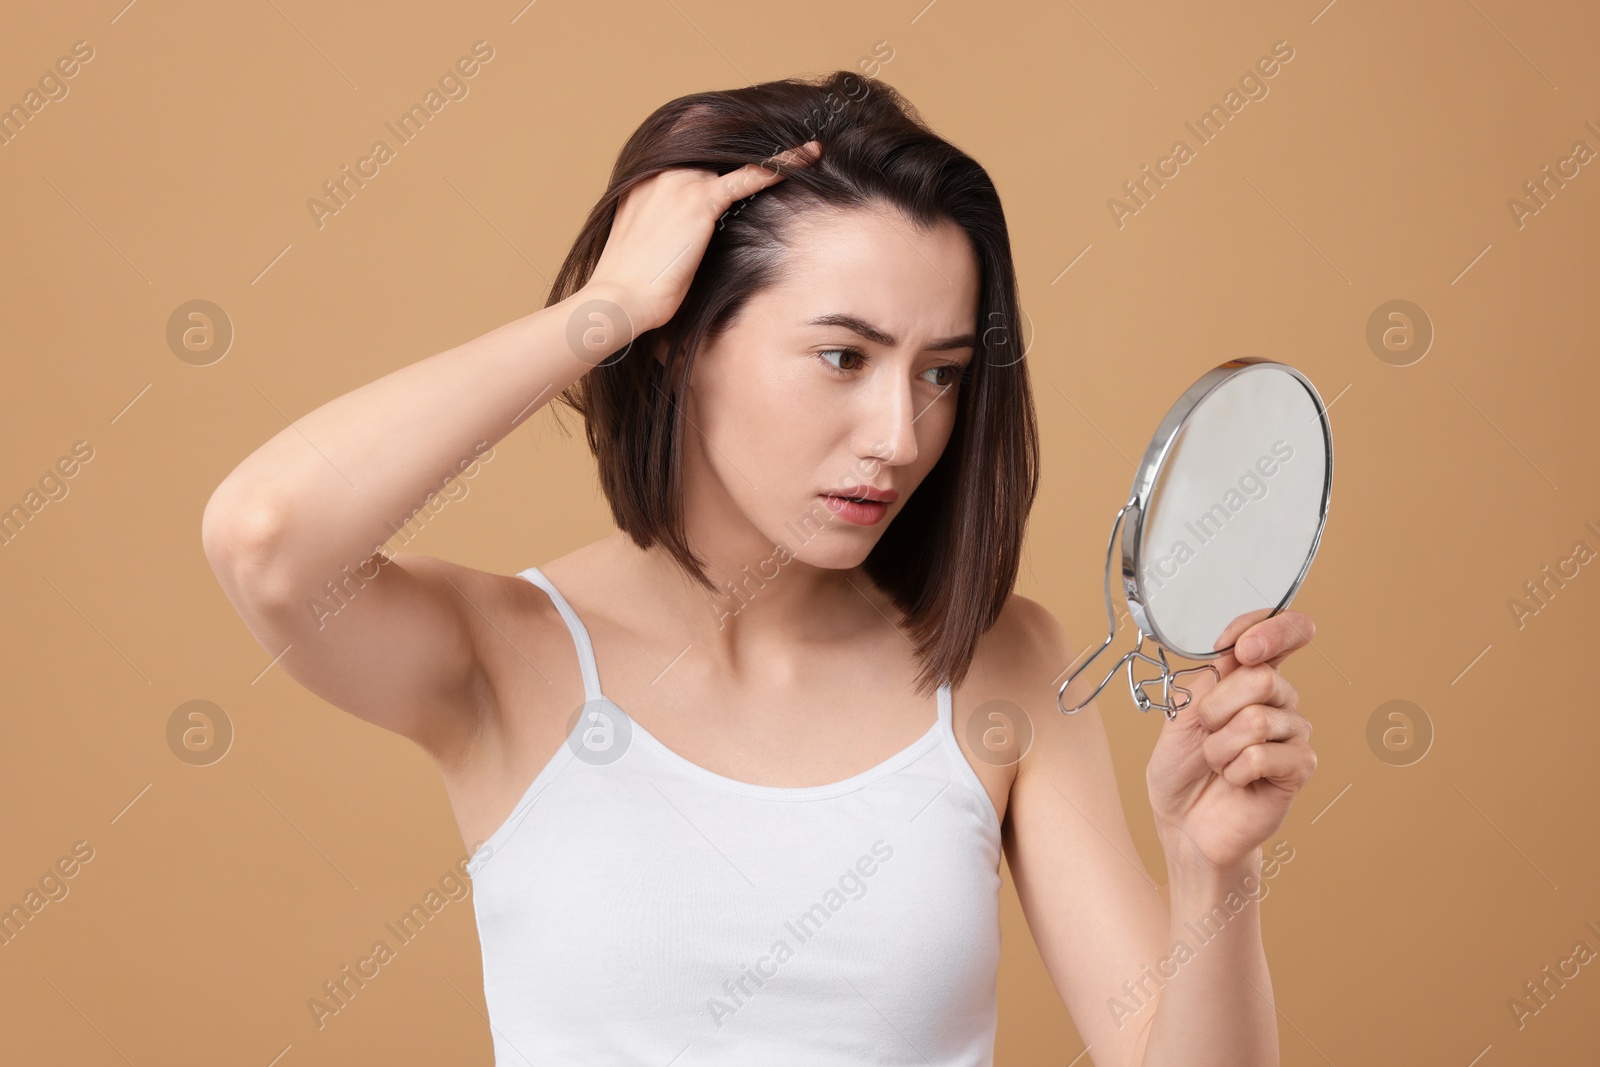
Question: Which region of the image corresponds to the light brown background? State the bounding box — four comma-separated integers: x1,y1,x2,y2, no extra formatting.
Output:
3,0,1598,1064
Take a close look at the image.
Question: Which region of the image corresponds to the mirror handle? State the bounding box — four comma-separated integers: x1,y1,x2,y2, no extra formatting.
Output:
1055,499,1222,720
1057,499,1138,715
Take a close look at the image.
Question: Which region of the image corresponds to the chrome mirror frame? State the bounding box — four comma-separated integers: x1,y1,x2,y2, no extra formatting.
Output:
1057,357,1334,720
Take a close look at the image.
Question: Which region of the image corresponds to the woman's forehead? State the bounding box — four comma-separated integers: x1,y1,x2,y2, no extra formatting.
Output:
762,212,980,332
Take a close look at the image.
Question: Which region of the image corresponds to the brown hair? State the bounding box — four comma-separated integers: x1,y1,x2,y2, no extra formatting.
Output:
545,69,1039,695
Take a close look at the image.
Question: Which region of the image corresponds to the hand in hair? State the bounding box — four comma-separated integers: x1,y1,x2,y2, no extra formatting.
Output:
586,140,822,335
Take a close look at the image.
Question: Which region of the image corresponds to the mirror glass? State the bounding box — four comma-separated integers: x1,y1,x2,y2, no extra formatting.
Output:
1135,366,1328,659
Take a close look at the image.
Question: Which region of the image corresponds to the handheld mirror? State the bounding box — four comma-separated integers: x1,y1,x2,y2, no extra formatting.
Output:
1058,357,1334,718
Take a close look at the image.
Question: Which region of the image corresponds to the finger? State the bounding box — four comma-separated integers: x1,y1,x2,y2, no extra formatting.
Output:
1193,662,1298,733
1202,705,1311,774
1211,607,1277,658
713,140,821,205
1209,607,1312,668
765,139,823,169
1234,610,1317,667
1221,737,1319,789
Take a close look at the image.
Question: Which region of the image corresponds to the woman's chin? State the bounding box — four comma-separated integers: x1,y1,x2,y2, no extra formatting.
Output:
777,534,878,572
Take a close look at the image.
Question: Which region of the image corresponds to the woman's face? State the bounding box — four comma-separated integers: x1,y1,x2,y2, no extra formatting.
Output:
680,203,981,571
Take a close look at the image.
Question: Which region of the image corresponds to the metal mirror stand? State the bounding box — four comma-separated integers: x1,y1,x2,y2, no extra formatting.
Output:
1055,498,1220,721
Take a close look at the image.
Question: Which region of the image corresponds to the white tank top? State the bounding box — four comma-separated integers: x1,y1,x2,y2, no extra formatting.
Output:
466,565,1004,1065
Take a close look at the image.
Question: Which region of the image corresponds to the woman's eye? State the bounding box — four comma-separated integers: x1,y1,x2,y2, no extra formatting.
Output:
816,349,967,385
817,347,863,373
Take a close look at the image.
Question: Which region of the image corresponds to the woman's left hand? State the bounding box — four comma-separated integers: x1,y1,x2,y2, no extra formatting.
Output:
1145,608,1319,874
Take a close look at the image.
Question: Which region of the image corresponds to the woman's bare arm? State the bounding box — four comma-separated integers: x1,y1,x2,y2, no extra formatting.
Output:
1000,595,1279,1066
198,284,632,760
198,143,820,763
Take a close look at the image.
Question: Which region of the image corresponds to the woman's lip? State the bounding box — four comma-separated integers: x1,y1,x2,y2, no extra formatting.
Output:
832,485,898,503
820,493,890,526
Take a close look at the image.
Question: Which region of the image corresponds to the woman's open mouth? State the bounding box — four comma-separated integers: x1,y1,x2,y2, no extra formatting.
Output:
820,493,891,526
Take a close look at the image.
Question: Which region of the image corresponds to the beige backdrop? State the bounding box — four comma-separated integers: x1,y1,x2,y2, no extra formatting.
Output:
3,0,1598,1064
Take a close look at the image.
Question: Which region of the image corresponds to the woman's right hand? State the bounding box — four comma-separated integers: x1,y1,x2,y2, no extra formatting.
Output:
584,140,823,337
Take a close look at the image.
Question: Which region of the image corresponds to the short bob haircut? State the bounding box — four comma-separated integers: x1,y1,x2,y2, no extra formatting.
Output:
545,69,1039,696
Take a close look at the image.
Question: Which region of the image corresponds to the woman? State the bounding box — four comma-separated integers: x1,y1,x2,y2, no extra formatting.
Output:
202,70,1316,1066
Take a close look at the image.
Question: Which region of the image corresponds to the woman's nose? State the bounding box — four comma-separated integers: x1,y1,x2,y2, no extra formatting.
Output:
860,377,921,467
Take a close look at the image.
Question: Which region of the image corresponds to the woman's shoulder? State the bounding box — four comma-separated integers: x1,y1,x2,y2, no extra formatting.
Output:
522,533,631,591
970,591,1075,683
944,592,1082,819
957,590,1091,741
418,539,619,699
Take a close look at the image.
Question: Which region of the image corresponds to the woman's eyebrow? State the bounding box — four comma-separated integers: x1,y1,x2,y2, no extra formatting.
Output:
803,312,976,352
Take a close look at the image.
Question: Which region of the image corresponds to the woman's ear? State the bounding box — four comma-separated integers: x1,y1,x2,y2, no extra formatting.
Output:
651,334,670,367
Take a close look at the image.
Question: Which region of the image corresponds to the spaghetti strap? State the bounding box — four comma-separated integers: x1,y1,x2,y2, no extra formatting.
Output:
518,565,602,704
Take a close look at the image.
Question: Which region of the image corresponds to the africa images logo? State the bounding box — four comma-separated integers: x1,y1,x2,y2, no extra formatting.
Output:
1107,39,1296,230
706,839,895,1028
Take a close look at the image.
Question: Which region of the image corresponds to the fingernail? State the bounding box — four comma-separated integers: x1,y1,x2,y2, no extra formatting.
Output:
1240,637,1263,661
